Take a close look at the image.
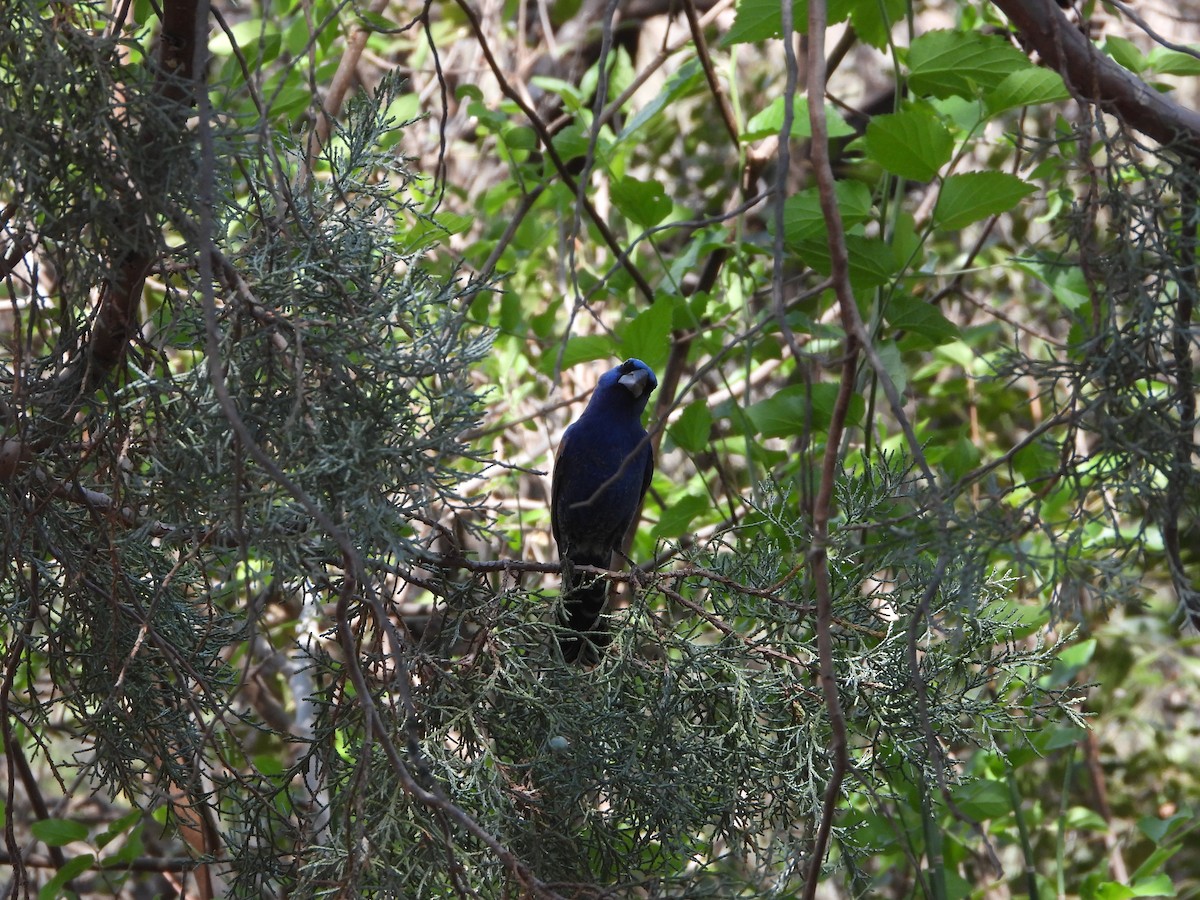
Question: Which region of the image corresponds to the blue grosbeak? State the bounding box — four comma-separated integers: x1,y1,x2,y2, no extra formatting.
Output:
552,359,657,662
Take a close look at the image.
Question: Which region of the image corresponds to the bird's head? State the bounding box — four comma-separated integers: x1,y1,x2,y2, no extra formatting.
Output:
589,358,658,415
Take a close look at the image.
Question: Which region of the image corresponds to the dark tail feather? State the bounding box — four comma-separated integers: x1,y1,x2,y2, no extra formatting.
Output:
558,571,611,663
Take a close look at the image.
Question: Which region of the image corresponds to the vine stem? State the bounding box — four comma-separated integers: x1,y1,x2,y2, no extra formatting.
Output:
798,0,853,894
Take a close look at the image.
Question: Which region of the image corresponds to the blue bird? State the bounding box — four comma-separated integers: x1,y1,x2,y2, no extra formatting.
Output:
552,359,657,662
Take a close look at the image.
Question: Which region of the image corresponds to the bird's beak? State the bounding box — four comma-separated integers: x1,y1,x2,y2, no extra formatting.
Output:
619,368,651,397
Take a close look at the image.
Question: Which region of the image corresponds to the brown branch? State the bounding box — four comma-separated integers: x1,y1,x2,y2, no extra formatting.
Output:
801,0,853,894
0,851,198,873
307,0,389,162
991,0,1200,156
682,0,739,147
87,0,202,381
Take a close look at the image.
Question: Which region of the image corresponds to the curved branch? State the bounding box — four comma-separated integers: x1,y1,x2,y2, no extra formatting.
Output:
991,0,1200,155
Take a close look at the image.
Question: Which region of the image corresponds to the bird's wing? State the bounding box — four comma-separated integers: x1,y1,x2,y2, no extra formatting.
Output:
550,424,575,552
639,434,654,502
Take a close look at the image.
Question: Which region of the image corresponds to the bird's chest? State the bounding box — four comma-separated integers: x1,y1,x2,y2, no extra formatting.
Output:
559,428,645,520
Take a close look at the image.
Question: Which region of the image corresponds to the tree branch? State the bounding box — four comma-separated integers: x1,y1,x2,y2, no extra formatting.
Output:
991,0,1200,156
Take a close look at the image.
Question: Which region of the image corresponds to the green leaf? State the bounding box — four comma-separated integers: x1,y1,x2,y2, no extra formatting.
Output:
618,294,675,371
746,384,863,438
934,172,1035,230
874,340,907,396
501,125,538,151
100,823,145,865
1104,36,1147,73
985,68,1070,116
1147,46,1200,76
864,108,954,181
745,386,811,439
551,123,598,163
1065,806,1110,831
1037,725,1086,751
611,176,673,228
620,59,704,140
559,336,613,371
1131,844,1182,883
907,30,1031,99
936,434,980,480
950,779,1010,819
794,235,899,290
742,96,855,142
781,181,873,243
1015,259,1090,310
1138,812,1192,844
1130,875,1176,897
669,401,712,453
725,0,789,43
32,818,88,847
96,810,141,850
849,0,906,48
38,854,94,900
884,295,959,347
724,0,854,43
1056,637,1096,673
653,492,711,538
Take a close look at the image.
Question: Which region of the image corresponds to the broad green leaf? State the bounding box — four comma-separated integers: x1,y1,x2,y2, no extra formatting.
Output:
669,401,712,453
620,59,704,141
653,492,711,538
724,0,793,44
1015,259,1090,310
781,181,873,243
985,68,1070,116
1104,35,1147,73
611,176,673,228
619,294,675,370
1147,46,1200,76
794,234,899,290
874,339,907,396
1130,875,1176,897
746,383,863,438
32,818,88,847
501,125,538,151
96,810,141,850
933,171,1035,230
210,20,281,63
849,0,906,48
907,30,1031,99
558,336,613,371
864,109,954,181
1065,806,1110,831
1036,725,1087,751
742,96,855,142
550,123,607,164
884,294,960,346
1056,637,1096,672
1138,812,1192,844
357,9,401,31
935,434,980,479
724,0,855,43
100,823,145,865
950,779,1010,820
38,854,94,900
1131,845,1182,883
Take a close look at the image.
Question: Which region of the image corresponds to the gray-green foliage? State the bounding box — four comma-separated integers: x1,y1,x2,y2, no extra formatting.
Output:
1,10,492,886
290,461,1066,897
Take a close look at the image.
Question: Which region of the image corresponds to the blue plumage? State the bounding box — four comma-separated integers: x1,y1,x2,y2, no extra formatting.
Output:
551,359,657,662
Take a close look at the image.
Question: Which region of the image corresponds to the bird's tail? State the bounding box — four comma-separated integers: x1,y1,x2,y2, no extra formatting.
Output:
558,565,611,663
